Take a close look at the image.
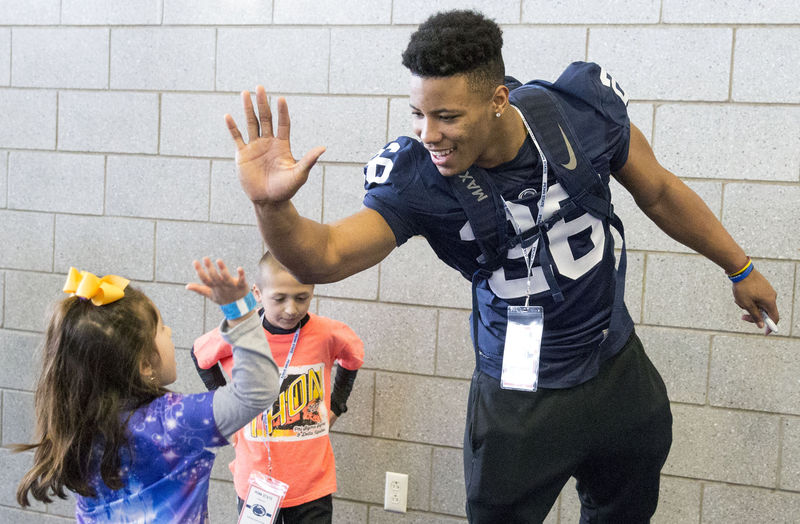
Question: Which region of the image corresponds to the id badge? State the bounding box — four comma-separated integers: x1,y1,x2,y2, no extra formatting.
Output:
238,471,289,524
501,305,543,392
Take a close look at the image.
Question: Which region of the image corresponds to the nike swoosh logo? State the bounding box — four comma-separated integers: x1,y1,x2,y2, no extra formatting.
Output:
558,124,577,170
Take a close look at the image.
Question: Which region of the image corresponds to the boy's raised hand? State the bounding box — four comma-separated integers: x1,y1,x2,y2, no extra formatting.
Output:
225,86,326,205
186,257,250,306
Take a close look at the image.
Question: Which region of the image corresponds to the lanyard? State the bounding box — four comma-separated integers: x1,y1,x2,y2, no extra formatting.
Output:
504,105,550,305
261,327,301,474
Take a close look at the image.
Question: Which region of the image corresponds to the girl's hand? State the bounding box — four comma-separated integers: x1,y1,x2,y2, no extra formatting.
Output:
186,257,250,306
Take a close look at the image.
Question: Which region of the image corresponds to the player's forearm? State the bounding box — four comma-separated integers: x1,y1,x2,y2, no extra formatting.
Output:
640,180,748,274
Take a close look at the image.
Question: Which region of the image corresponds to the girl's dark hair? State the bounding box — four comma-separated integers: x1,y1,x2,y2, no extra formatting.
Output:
401,9,505,93
15,286,167,506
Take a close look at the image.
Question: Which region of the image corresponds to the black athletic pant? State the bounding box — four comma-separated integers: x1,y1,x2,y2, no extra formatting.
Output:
237,494,332,524
464,331,672,523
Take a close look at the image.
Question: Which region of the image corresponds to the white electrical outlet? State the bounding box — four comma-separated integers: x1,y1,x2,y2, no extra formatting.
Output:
384,471,408,513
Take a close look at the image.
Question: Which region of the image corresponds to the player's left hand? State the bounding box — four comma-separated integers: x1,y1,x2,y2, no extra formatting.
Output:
732,268,779,332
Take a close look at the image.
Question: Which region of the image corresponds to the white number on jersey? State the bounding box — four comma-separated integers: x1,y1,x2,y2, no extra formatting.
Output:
365,142,401,184
599,67,629,106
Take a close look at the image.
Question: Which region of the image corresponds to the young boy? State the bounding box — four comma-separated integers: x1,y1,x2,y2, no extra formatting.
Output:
192,251,364,523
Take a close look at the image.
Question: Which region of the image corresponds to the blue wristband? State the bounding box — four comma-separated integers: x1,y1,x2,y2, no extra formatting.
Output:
220,292,258,320
728,262,754,283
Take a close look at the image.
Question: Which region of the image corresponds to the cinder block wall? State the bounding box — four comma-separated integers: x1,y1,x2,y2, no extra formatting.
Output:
1,1,798,522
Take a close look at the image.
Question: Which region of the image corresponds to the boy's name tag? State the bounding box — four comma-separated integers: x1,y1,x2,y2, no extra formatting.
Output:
501,305,544,392
238,472,289,524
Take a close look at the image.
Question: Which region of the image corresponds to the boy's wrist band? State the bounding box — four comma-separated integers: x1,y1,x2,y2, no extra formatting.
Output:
220,292,258,320
728,258,754,283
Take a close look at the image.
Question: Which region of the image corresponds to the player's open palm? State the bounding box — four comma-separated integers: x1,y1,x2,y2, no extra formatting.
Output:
225,86,326,204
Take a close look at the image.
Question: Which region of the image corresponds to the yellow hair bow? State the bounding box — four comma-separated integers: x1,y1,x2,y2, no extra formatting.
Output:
63,267,130,306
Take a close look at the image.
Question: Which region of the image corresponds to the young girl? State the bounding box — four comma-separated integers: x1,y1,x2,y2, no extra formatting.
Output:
15,257,279,523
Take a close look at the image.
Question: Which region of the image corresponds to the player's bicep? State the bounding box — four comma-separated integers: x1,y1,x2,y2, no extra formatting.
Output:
613,123,674,211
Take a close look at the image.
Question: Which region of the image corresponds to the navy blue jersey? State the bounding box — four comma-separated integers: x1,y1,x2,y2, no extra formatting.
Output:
363,62,633,388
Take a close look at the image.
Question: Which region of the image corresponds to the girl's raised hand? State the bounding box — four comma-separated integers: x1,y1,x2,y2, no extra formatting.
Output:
186,257,250,306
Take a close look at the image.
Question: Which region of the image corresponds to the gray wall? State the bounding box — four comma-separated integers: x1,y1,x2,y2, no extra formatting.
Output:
1,1,799,522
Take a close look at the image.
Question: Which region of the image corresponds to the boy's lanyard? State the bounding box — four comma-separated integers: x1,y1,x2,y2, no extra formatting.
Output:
504,104,550,305
261,326,301,475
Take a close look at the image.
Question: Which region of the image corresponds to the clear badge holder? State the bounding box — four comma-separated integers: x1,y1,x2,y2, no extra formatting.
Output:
237,471,290,524
501,305,544,392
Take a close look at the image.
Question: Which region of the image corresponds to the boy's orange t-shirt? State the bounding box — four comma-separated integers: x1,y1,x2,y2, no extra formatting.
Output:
193,313,364,507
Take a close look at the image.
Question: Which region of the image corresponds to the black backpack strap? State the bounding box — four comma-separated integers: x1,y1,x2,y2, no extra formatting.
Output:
446,168,509,272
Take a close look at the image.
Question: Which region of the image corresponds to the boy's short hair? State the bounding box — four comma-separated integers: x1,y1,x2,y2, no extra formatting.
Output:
401,9,505,94
255,251,311,290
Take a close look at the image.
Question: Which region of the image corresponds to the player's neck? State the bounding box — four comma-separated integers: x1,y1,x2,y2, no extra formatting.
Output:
476,109,527,169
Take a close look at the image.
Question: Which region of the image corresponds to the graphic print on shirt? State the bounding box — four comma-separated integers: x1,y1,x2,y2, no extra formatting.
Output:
244,362,328,442
458,182,606,300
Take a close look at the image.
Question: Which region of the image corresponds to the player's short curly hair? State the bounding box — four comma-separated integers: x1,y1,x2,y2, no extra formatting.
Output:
402,10,504,93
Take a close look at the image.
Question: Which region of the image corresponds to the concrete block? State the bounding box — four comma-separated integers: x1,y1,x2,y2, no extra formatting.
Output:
0,151,6,207
315,266,380,301
709,335,800,415
106,156,210,221
612,177,723,253
274,0,390,24
436,308,475,380
374,372,468,447
55,215,155,281
61,0,162,24
388,97,416,142
8,152,105,214
0,0,59,24
321,165,365,224
0,210,53,271
163,0,272,24
58,91,159,154
330,27,414,95
655,104,800,181
332,498,368,524
380,237,472,309
329,368,373,437
45,489,76,518
392,0,520,24
216,28,329,94
588,28,731,101
154,221,263,284
0,449,44,511
0,89,56,149
623,250,644,323
0,272,4,326
169,347,208,395
317,298,437,375
270,95,388,164
523,0,659,23
665,404,779,487
2,390,34,446
643,255,794,334
0,328,42,389
160,92,240,158
782,417,800,491
431,447,466,516
496,27,587,86
368,508,467,524
0,506,72,523
111,28,215,91
734,29,800,103
135,281,205,350
12,28,108,89
0,29,9,85
331,433,432,509
652,476,702,524
209,444,234,482
4,272,62,332
553,477,578,522
795,266,800,339
627,102,654,142
636,326,710,405
207,479,239,523
722,184,800,260
701,483,800,523
663,0,800,23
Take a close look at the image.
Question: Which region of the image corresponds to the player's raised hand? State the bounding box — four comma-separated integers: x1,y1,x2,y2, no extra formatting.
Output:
225,86,326,204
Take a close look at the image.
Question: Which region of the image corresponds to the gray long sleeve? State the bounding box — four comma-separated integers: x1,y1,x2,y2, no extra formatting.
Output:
211,313,280,439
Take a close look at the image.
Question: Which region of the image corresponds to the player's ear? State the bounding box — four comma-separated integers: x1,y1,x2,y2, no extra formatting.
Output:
492,84,510,115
